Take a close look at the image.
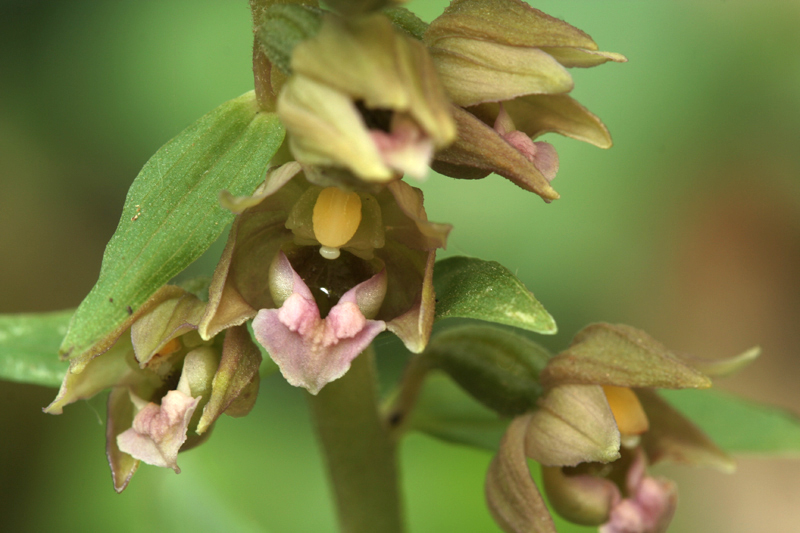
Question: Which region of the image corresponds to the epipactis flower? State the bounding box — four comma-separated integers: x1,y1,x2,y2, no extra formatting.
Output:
277,13,456,182
200,162,450,394
424,0,626,201
486,323,739,533
45,285,262,491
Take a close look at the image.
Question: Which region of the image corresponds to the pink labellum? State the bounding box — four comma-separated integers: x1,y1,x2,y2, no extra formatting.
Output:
253,256,387,395
116,390,200,473
601,449,677,533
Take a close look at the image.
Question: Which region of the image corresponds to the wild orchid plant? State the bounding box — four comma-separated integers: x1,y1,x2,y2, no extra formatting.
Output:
2,1,799,532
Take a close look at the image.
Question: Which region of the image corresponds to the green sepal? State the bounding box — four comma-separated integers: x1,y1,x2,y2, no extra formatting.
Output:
328,0,402,17
541,323,711,390
661,389,800,455
60,92,285,365
0,310,72,387
256,4,325,75
383,6,428,40
421,324,551,416
407,371,509,451
433,256,557,334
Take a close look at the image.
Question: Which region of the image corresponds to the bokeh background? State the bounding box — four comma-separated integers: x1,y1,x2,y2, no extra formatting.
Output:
2,0,799,531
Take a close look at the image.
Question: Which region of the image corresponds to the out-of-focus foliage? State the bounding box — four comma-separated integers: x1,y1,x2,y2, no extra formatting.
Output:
0,310,71,387
662,389,800,455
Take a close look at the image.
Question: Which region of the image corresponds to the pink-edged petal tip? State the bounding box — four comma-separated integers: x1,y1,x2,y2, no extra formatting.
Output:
254,258,387,395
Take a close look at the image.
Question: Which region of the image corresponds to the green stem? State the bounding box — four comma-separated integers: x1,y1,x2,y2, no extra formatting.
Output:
385,354,431,439
307,348,404,533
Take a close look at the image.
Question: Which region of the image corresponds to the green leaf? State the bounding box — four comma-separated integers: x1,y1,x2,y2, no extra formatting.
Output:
60,91,285,365
660,389,800,455
422,325,551,416
256,4,324,75
0,310,72,387
432,256,557,334
408,371,509,452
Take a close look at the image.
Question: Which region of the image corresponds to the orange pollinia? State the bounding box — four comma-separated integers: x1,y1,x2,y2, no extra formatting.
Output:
312,187,363,259
602,385,649,436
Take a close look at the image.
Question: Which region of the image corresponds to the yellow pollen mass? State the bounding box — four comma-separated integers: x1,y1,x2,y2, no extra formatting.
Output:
313,187,362,253
602,385,650,436
156,337,182,357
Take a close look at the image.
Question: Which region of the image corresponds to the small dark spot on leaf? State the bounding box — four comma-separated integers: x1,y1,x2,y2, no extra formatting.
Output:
126,306,133,315
388,411,403,427
109,297,114,303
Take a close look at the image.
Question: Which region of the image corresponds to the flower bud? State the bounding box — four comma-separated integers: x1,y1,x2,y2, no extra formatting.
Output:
541,465,620,526
326,0,406,17
425,0,626,107
525,384,621,467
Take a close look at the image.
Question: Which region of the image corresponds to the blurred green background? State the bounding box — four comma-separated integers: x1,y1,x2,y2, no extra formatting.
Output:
2,0,800,531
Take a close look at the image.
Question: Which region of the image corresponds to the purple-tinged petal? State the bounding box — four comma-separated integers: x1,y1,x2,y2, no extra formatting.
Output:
503,133,559,183
200,169,308,341
106,387,140,493
254,267,387,395
384,181,451,251
493,104,559,182
196,324,262,434
432,105,560,202
385,250,436,353
199,229,258,340
117,390,200,473
486,415,556,533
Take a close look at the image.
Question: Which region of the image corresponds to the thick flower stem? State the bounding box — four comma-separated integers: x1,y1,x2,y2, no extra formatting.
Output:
307,348,404,533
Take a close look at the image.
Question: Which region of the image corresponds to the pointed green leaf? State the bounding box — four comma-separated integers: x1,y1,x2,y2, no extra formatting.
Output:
0,310,72,387
433,256,556,334
408,371,509,451
660,389,800,455
60,91,285,364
